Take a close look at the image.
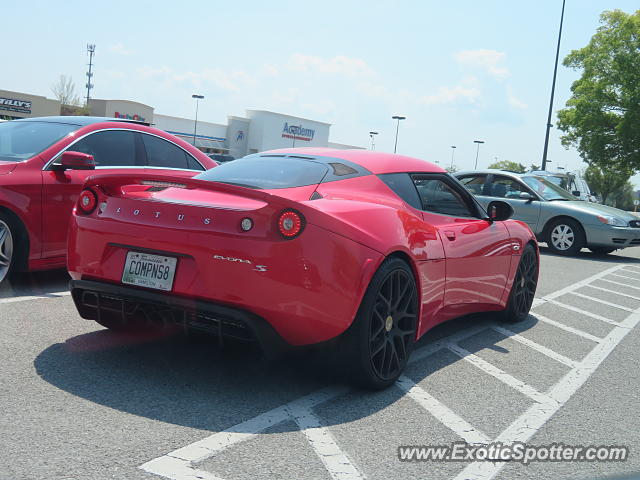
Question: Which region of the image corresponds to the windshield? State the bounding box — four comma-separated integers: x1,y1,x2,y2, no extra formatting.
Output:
522,176,578,201
195,156,329,189
543,175,568,189
0,121,79,162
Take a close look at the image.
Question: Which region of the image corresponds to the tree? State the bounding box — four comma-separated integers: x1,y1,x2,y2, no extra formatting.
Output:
583,164,632,206
51,75,80,107
557,9,640,173
487,160,526,173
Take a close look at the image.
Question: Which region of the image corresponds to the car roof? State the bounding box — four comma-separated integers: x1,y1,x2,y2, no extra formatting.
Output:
13,116,150,126
455,169,524,178
262,147,444,175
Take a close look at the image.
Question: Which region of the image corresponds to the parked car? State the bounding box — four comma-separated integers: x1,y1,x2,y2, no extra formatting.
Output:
455,170,640,256
68,149,538,389
0,116,217,285
207,153,235,163
529,170,598,203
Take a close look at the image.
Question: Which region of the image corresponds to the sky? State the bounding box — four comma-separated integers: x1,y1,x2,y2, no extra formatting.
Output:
3,0,639,187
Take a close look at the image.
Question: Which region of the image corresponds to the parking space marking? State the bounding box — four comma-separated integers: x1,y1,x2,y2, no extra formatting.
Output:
585,284,640,301
608,272,640,282
397,376,491,445
544,299,623,327
598,277,640,291
532,313,603,343
619,268,640,278
568,291,635,312
0,291,71,305
140,263,636,480
491,325,577,368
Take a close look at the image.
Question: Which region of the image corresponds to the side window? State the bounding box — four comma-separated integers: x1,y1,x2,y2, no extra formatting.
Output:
412,176,475,217
457,174,487,196
489,176,528,199
70,130,138,167
186,154,205,171
378,173,422,209
141,134,202,170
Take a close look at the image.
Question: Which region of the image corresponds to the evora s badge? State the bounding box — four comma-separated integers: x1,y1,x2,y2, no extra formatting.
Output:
212,254,268,272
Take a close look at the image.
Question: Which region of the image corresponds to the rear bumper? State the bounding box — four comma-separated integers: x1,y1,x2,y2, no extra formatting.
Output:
586,224,640,249
70,279,290,356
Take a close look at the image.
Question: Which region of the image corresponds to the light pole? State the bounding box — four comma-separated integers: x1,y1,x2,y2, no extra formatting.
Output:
541,0,566,171
473,140,485,169
191,94,204,146
392,115,406,153
450,145,456,169
369,131,378,150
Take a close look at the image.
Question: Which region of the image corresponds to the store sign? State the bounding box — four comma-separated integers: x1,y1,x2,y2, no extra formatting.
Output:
0,97,32,114
282,122,315,141
114,111,146,122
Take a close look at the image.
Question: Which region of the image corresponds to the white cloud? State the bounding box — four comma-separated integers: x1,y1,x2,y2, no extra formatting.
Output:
287,54,374,78
421,85,481,105
109,43,134,56
455,49,510,78
507,86,527,109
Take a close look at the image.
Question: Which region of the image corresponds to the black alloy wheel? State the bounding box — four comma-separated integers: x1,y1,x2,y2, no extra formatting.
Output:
344,258,418,389
500,244,538,323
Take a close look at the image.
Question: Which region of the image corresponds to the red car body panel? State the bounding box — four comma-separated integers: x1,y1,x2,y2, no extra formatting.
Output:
0,118,216,272
68,149,538,347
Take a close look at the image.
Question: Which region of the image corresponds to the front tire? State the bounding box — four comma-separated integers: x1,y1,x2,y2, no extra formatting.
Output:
343,258,418,390
499,244,538,323
546,218,585,256
0,214,16,285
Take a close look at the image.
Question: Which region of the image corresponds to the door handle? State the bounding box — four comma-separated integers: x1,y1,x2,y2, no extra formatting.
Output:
444,230,456,240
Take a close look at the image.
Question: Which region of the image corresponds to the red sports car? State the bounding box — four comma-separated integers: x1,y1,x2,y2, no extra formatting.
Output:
0,116,216,285
68,148,538,388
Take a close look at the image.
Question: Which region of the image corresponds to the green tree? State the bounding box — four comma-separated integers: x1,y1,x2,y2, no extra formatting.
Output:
557,9,640,173
583,164,632,206
487,160,526,173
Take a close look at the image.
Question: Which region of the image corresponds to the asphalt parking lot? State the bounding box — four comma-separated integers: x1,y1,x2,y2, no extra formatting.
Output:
2,247,640,480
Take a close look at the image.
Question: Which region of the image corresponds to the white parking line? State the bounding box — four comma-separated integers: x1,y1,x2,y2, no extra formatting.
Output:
582,284,640,301
397,376,491,445
491,325,577,368
596,277,640,291
532,313,603,343
544,299,623,327
569,291,634,312
619,268,640,278
608,272,640,282
0,291,71,304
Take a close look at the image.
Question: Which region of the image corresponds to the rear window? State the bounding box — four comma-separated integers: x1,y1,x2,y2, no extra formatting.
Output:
195,157,328,189
0,120,79,161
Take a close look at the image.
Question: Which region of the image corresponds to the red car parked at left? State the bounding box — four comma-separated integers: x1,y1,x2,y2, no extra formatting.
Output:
0,116,216,285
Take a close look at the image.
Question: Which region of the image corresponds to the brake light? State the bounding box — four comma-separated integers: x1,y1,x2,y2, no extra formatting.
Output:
278,210,305,238
77,189,98,214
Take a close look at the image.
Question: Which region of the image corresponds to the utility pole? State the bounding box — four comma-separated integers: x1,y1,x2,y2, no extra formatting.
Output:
85,44,96,106
541,0,566,171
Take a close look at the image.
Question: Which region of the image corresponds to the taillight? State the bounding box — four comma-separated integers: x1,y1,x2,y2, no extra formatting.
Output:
277,210,305,239
77,189,98,214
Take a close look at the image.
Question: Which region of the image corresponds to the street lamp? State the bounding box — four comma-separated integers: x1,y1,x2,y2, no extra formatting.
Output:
369,131,378,150
473,140,485,169
191,94,204,146
450,145,456,169
392,115,406,153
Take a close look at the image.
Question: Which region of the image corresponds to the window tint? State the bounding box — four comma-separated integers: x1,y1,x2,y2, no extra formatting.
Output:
186,154,205,171
378,173,421,209
0,121,78,161
488,175,529,199
71,130,138,167
142,134,195,170
457,174,487,196
195,157,328,189
412,176,475,217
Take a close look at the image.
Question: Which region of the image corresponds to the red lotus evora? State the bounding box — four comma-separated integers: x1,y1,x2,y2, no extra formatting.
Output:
68,148,539,388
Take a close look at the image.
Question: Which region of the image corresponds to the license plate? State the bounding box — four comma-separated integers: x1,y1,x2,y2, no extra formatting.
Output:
122,251,178,291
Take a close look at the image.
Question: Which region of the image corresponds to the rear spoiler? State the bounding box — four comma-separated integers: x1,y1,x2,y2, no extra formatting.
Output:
83,172,280,204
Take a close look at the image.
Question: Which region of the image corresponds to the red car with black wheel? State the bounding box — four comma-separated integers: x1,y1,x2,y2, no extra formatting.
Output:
0,116,216,285
67,148,539,389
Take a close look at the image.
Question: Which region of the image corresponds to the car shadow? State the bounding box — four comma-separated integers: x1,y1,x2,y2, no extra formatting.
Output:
539,245,640,263
1,269,70,299
34,311,537,432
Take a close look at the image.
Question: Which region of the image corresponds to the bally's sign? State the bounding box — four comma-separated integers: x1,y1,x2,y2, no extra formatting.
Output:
0,97,32,114
282,122,315,141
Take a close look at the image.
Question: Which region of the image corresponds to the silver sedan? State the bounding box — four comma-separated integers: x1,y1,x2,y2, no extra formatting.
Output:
454,170,640,256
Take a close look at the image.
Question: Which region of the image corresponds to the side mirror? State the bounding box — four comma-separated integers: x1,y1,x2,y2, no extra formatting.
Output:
519,191,535,202
487,200,514,222
55,151,96,170
572,190,581,197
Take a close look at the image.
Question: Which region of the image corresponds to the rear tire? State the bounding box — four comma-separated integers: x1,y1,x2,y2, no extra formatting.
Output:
589,246,616,255
342,258,418,390
0,214,16,285
499,244,538,323
546,218,585,256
